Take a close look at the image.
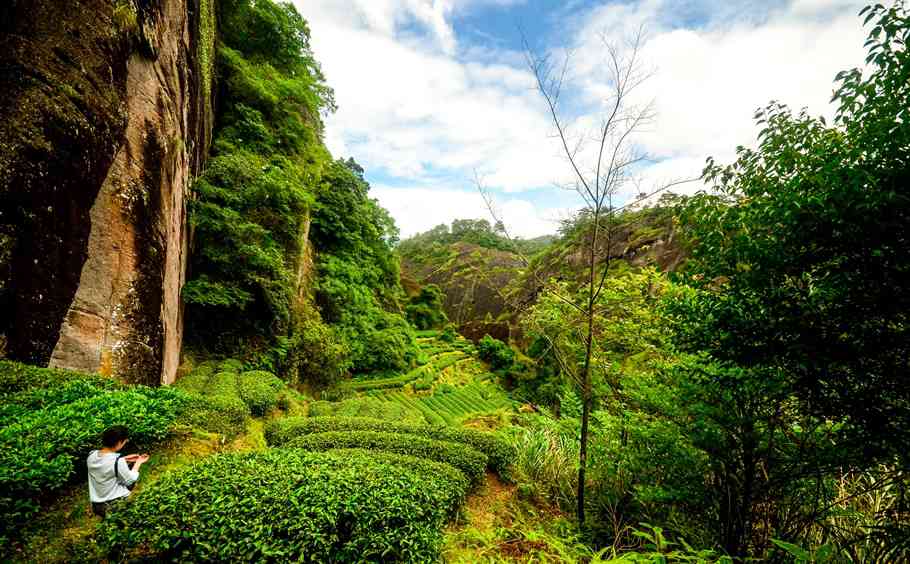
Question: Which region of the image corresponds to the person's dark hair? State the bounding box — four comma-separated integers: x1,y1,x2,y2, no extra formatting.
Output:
102,425,130,448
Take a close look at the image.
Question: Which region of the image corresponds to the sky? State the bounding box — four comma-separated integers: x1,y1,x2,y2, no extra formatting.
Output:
290,0,869,239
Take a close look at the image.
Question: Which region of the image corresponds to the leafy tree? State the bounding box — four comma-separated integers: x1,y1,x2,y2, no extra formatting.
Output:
184,0,411,383
522,269,716,544
477,335,516,372
680,1,910,461
506,24,698,526
311,159,416,374
397,217,551,258
666,3,910,556
184,0,333,362
405,285,448,330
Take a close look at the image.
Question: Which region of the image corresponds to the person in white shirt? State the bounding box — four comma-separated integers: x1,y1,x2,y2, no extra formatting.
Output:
86,425,149,517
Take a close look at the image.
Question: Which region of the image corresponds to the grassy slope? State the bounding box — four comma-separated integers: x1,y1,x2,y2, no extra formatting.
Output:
337,333,595,562
344,333,513,426
443,474,598,563
10,345,521,563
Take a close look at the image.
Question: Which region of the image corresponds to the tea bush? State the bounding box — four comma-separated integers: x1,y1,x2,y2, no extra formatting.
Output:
0,376,189,549
170,361,218,395
307,396,424,424
331,448,471,508
174,368,249,436
99,449,470,562
0,360,106,395
345,363,432,391
236,370,285,415
0,377,121,423
218,358,245,373
265,416,514,474
284,430,487,483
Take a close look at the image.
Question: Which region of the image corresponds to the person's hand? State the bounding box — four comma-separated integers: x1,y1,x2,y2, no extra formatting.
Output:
123,454,141,462
136,454,151,463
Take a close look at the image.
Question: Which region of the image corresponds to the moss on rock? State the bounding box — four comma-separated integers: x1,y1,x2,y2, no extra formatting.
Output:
0,0,133,364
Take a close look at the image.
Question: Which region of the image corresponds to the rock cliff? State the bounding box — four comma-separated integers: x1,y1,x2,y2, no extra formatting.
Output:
0,0,214,384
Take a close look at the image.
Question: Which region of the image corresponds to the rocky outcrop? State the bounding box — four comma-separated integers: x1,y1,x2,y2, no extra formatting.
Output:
401,242,524,327
0,0,214,384
400,208,687,343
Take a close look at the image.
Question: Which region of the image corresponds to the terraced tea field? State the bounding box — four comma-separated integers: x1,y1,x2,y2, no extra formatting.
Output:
339,331,514,425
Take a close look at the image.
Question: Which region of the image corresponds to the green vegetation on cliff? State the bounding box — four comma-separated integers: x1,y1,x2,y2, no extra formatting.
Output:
184,0,415,382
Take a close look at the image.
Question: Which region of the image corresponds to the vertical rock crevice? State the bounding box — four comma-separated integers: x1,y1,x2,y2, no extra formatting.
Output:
0,0,132,365
1,0,214,384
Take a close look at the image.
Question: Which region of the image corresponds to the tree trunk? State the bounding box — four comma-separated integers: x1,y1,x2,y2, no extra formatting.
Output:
578,323,594,524
578,209,601,525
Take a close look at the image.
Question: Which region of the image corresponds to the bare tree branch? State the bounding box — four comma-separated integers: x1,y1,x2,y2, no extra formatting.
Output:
472,23,704,526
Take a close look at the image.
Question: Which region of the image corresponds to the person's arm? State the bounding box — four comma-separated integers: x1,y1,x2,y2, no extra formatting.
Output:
117,456,141,485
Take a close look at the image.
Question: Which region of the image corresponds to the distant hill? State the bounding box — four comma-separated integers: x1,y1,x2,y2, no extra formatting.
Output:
511,202,687,314
398,201,688,341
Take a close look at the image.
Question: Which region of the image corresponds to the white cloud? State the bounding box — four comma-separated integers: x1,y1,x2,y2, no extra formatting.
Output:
571,0,868,196
372,186,566,238
295,0,872,232
294,0,567,194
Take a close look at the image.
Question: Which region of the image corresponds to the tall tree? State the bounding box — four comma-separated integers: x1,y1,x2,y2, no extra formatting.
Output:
479,26,694,524
668,2,910,556
681,1,910,460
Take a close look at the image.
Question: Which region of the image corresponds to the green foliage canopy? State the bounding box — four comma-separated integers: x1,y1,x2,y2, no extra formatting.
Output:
99,449,469,562
184,0,413,381
676,1,910,459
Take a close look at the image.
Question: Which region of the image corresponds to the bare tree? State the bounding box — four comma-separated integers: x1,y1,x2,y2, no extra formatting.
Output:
478,26,697,525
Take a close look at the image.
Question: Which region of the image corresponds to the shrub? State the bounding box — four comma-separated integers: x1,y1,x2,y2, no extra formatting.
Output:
0,378,121,423
99,449,469,562
265,416,514,474
171,361,218,395
431,352,467,371
288,309,349,389
415,329,441,338
477,335,515,371
218,358,244,373
406,285,448,330
440,324,457,342
0,382,189,548
306,396,424,424
345,364,430,391
236,370,284,415
412,374,435,391
284,430,487,484
330,448,470,510
0,360,107,395
174,369,249,436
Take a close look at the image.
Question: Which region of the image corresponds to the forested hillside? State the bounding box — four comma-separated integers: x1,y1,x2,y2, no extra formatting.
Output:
1,0,909,563
398,198,686,340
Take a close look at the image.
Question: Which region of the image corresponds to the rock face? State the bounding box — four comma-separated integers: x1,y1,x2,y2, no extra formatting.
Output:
401,242,524,327
400,208,686,345
0,0,214,384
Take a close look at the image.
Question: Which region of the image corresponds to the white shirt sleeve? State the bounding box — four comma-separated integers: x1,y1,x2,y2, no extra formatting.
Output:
117,457,140,485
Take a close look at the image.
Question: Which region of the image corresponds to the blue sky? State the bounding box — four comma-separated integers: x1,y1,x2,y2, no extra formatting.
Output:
291,0,867,238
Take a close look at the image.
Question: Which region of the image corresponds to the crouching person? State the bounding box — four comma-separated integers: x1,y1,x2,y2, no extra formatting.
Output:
87,425,150,518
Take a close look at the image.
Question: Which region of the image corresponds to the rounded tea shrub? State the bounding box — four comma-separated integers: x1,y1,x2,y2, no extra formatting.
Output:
236,370,285,415
99,449,470,563
284,430,487,484
266,416,514,474
0,374,188,550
